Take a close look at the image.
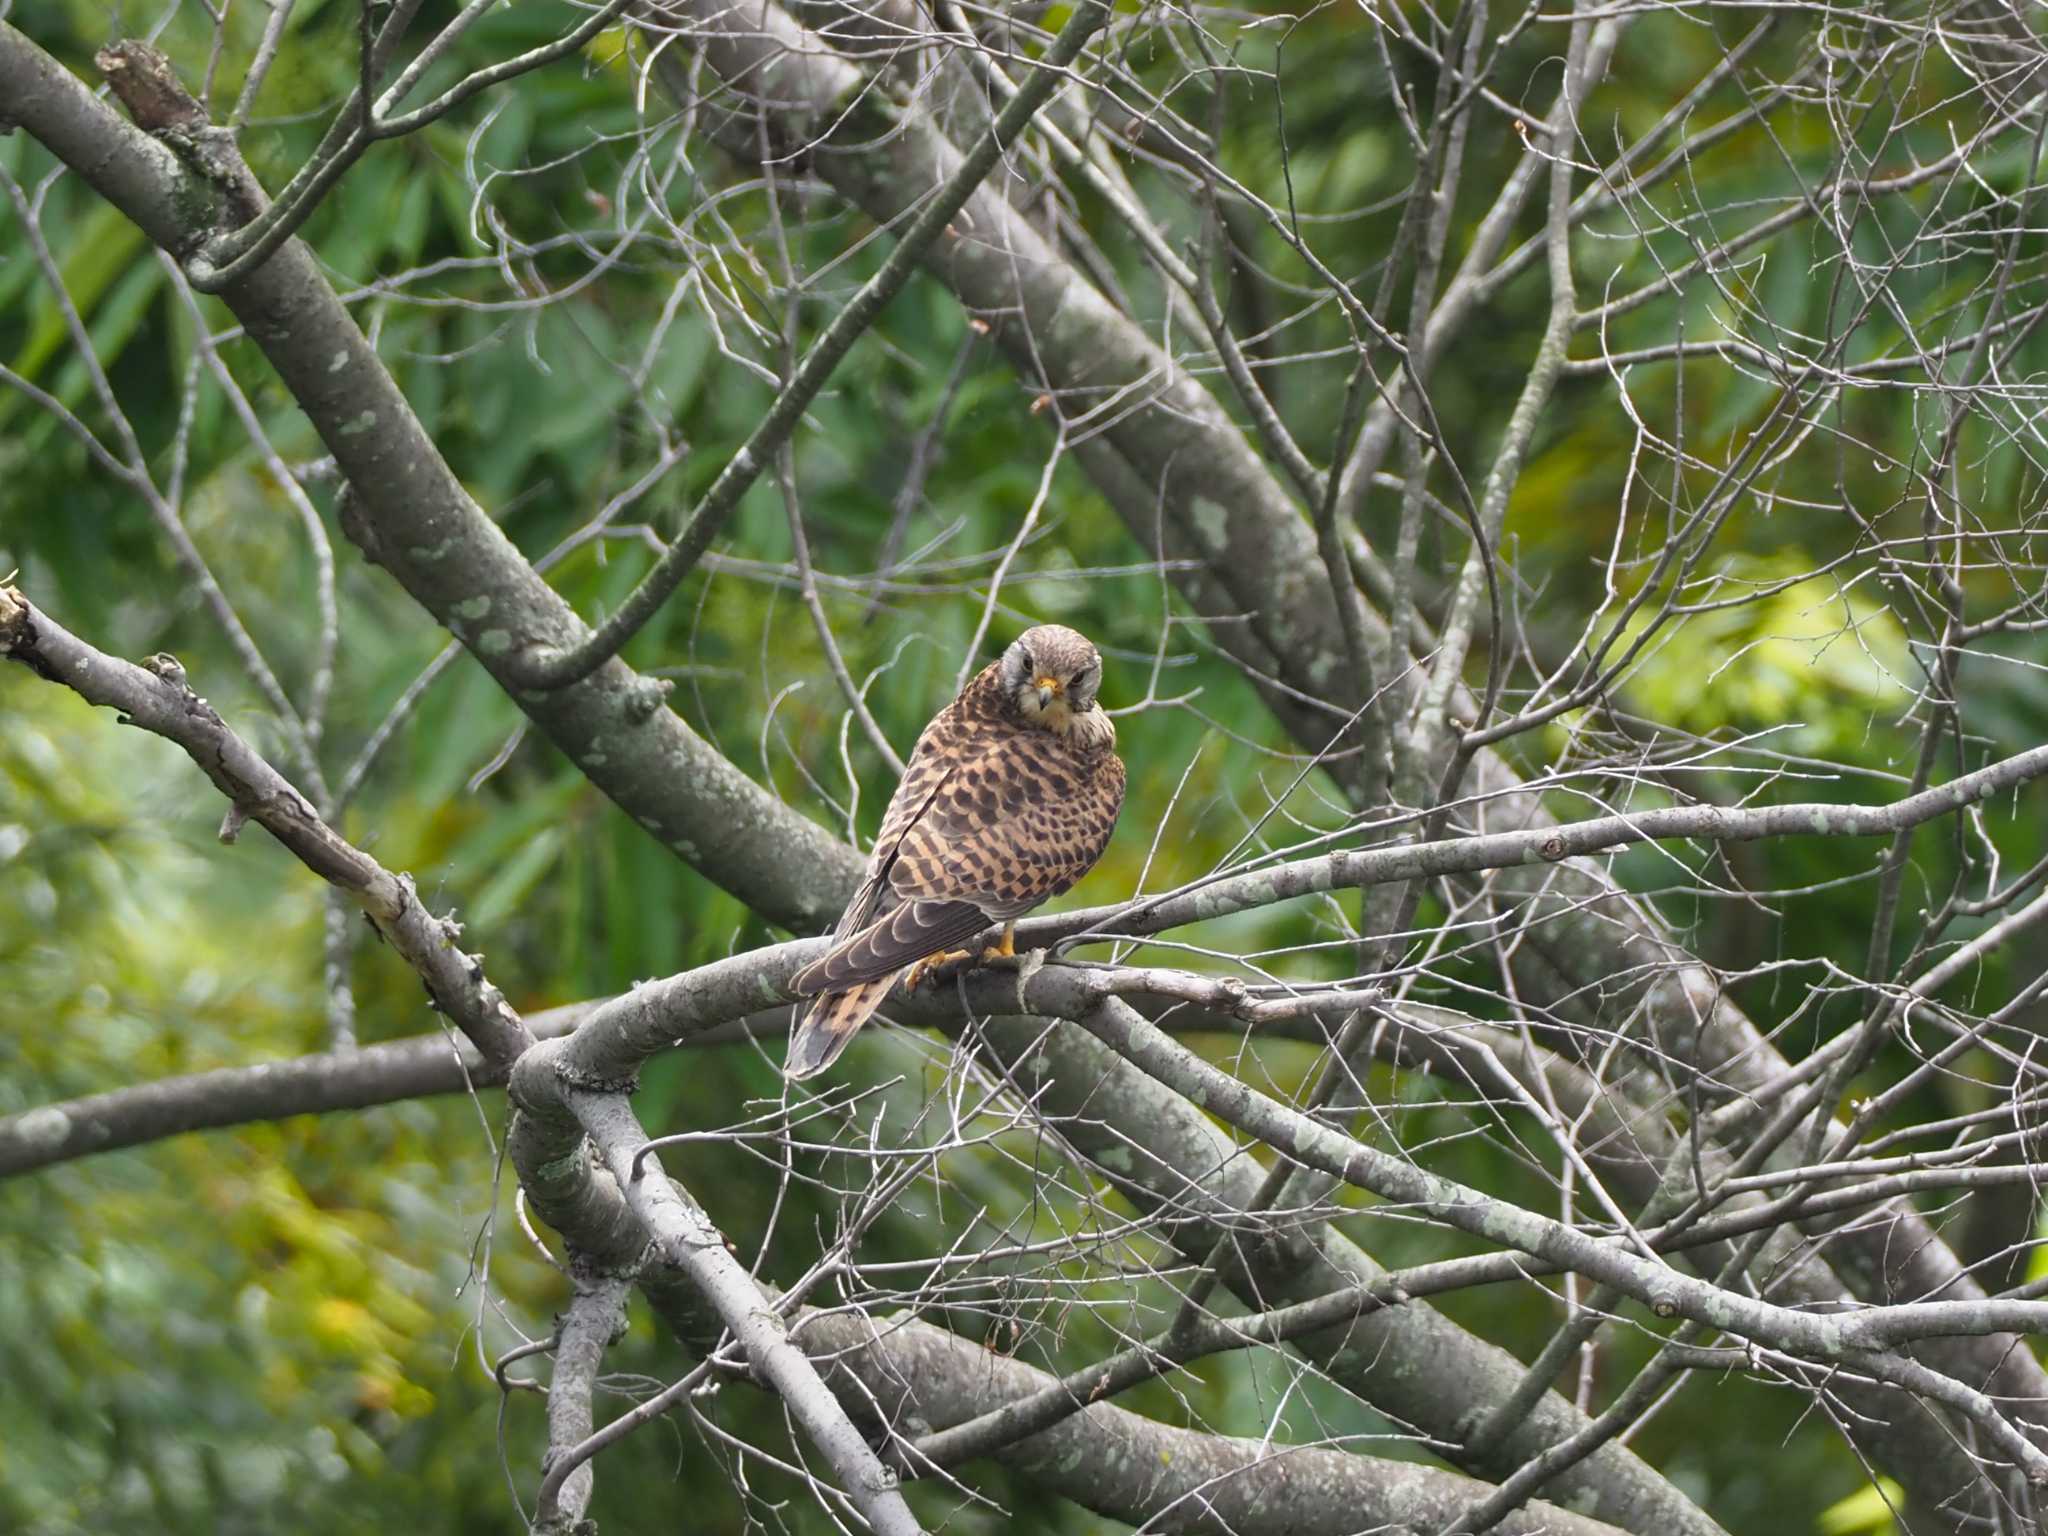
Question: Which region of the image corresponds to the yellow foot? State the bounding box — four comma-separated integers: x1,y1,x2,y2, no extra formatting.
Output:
978,925,1032,974
906,948,974,990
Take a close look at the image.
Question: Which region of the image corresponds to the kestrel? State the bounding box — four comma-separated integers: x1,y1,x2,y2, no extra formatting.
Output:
785,623,1126,1078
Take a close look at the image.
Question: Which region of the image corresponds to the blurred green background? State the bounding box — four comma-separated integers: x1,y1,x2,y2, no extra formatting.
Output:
4,0,2045,1530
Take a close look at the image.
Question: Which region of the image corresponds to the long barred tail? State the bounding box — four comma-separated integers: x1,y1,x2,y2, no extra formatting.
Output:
784,969,905,1080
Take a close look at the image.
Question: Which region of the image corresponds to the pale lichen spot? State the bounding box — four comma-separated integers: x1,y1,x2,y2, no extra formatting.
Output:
537,1148,586,1181
1190,497,1231,553
452,596,492,622
337,410,378,437
328,348,350,373
12,1104,71,1153
477,629,513,656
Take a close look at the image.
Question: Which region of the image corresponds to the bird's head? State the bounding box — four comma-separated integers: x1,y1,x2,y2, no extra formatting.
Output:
999,624,1113,749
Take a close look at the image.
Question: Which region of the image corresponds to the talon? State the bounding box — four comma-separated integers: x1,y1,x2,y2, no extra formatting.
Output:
907,948,974,989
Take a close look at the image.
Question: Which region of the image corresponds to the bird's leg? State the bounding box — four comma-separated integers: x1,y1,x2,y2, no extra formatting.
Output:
976,920,1045,984
974,921,1040,978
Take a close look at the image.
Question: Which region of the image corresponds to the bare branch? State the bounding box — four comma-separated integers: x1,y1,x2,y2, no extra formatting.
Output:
0,586,532,1069
534,1271,632,1534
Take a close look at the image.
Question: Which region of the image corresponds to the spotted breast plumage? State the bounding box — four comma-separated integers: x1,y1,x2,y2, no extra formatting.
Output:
785,624,1126,1079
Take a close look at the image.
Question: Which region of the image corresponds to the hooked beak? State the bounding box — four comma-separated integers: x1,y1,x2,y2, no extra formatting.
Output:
1033,675,1064,710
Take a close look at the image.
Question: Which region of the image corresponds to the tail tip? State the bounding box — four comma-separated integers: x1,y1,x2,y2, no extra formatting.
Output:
783,1018,854,1081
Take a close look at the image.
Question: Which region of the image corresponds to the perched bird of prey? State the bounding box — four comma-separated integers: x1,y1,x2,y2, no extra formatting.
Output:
786,624,1125,1079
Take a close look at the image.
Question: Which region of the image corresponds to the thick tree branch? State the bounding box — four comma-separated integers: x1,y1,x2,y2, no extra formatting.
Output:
806,1309,1637,1536
515,0,1113,690
0,23,856,937
0,1010,563,1178
507,1097,1640,1536
511,1063,926,1536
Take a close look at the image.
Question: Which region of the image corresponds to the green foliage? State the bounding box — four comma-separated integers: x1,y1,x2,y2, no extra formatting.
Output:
4,0,2045,1530
1608,550,1911,756
1817,1479,1905,1536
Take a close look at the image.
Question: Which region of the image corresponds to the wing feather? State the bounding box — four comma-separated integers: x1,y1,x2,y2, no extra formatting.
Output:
792,899,991,994
819,729,963,947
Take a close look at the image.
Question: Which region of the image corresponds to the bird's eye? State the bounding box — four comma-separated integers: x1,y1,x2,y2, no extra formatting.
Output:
1016,647,1034,672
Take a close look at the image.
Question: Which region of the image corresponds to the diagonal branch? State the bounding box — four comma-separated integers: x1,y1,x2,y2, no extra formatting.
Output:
0,585,532,1070
520,1068,925,1536
0,21,857,936
1070,991,2048,1483
514,0,1115,691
